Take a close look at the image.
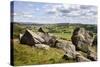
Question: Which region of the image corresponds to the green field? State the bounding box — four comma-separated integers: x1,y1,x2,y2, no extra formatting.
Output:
12,23,97,40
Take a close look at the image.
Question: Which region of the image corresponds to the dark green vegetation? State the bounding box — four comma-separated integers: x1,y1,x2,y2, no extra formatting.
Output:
12,22,97,66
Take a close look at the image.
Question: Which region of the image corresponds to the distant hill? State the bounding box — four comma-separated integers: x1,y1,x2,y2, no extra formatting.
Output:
12,22,97,26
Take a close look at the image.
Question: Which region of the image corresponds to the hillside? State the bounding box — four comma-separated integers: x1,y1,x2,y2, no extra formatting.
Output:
13,40,75,66
11,22,97,66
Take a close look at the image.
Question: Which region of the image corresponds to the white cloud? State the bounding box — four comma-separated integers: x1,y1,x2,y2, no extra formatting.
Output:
44,4,97,22
61,5,97,17
27,3,33,7
35,8,40,11
13,12,33,18
13,1,97,24
70,5,80,10
41,4,97,23
67,11,80,16
62,4,70,9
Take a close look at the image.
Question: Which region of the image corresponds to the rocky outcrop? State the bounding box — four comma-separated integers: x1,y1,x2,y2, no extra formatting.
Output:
71,27,94,52
20,29,35,46
87,49,97,61
20,28,57,47
76,52,91,62
56,40,76,59
19,27,97,62
20,29,45,46
41,33,57,47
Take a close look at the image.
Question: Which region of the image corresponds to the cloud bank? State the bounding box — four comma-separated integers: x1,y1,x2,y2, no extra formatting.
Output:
11,1,97,24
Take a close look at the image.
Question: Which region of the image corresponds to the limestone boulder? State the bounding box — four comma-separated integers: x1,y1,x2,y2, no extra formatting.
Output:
41,33,57,47
56,40,76,59
20,29,45,46
71,27,94,52
20,28,57,47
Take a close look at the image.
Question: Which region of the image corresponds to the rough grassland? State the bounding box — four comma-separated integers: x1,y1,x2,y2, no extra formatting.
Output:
13,40,75,66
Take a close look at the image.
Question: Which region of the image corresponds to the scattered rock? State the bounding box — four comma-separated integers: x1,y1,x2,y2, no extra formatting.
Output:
35,44,50,50
76,52,91,62
71,27,94,52
41,32,57,47
63,53,75,60
38,27,57,47
19,28,97,62
20,28,57,47
56,40,76,59
87,49,97,61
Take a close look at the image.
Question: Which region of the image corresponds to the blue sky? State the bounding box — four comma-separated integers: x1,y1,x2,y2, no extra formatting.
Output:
11,1,97,24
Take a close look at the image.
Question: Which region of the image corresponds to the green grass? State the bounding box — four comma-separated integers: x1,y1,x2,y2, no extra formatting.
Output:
12,23,96,41
52,32,72,41
13,40,75,66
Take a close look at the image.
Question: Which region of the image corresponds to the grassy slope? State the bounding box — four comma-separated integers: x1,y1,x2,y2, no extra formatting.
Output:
14,41,75,66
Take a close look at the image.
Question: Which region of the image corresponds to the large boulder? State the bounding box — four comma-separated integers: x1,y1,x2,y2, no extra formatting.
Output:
71,27,94,52
20,29,45,46
40,32,57,47
20,28,57,47
31,32,45,44
37,27,57,47
56,40,76,59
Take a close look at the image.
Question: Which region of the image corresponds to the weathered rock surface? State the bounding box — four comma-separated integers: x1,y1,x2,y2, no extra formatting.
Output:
71,27,94,52
20,29,35,46
56,40,76,59
87,49,97,61
20,28,57,47
19,33,23,40
35,44,50,50
76,52,91,62
40,33,57,47
20,29,46,46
